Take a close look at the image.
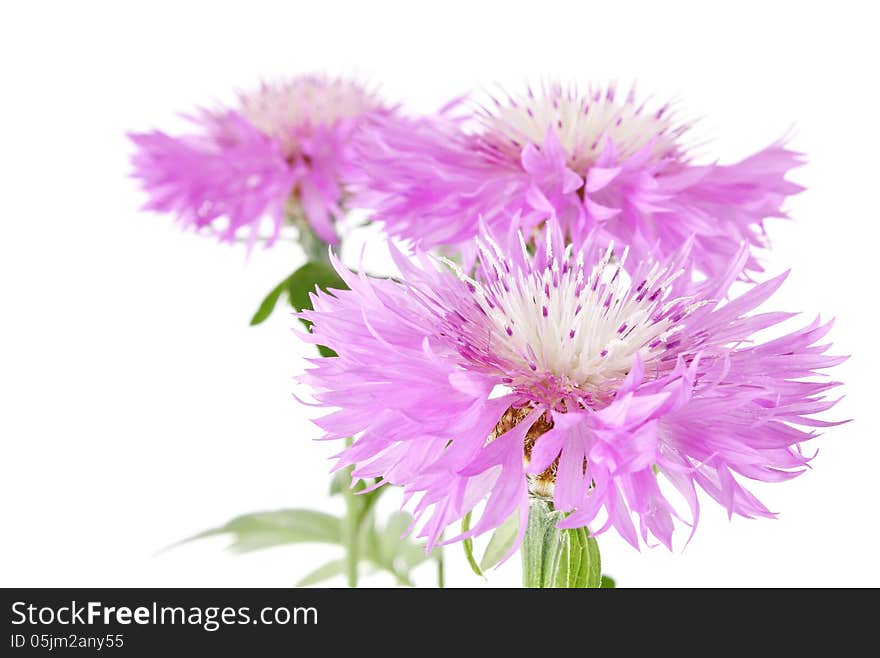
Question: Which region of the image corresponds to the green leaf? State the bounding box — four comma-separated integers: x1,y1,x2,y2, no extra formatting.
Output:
329,469,349,496
315,344,338,358
554,526,601,588
461,511,484,578
356,511,427,586
178,509,342,554
581,531,601,587
360,524,382,566
522,498,602,588
555,525,577,588
250,261,348,330
285,261,347,313
396,541,432,573
479,511,519,571
522,498,561,588
379,511,432,572
379,511,414,567
354,483,385,526
250,275,292,326
296,560,346,587
600,575,616,588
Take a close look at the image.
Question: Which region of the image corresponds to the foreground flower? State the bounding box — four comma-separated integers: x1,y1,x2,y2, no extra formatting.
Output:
299,227,843,551
130,76,386,248
353,81,803,277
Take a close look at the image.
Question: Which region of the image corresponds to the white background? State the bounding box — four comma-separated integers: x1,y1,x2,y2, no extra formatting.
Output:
1,0,878,588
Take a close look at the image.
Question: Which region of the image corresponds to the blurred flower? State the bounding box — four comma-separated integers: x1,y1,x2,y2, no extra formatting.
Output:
130,76,387,248
299,225,843,551
353,82,802,277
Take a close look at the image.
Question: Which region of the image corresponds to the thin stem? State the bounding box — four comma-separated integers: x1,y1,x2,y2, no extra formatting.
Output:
287,201,330,265
461,511,484,578
355,480,385,527
296,205,351,583
342,439,359,588
299,223,330,264
436,544,445,589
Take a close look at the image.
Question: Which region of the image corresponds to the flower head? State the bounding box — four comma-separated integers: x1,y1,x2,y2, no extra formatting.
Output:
353,81,803,277
300,226,843,551
130,75,386,248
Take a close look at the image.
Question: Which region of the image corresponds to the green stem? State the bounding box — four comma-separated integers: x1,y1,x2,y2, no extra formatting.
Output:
294,207,353,583
461,511,484,578
354,480,384,527
283,196,331,264
436,544,445,588
522,497,602,588
342,439,359,588
301,225,329,264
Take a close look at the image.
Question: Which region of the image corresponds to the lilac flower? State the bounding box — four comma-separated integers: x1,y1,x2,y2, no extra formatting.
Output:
130,76,387,248
353,82,803,277
299,227,843,551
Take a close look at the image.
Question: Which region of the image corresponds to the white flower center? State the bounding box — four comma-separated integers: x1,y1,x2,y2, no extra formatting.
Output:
443,235,694,404
477,82,687,169
239,77,379,155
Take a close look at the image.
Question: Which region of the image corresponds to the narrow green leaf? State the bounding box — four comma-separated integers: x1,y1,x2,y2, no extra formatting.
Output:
396,541,433,573
354,483,385,527
384,512,432,572
555,525,576,587
479,511,519,571
315,344,338,358
284,261,347,313
582,530,602,588
296,560,346,587
250,260,348,333
291,262,347,356
600,575,616,588
177,509,342,554
572,528,589,587
329,469,349,496
555,527,600,588
360,524,382,566
250,274,295,325
380,511,414,567
461,511,484,578
355,511,426,585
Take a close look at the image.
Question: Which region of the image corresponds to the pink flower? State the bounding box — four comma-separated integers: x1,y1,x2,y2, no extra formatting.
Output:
299,226,844,551
130,76,387,248
353,82,803,277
